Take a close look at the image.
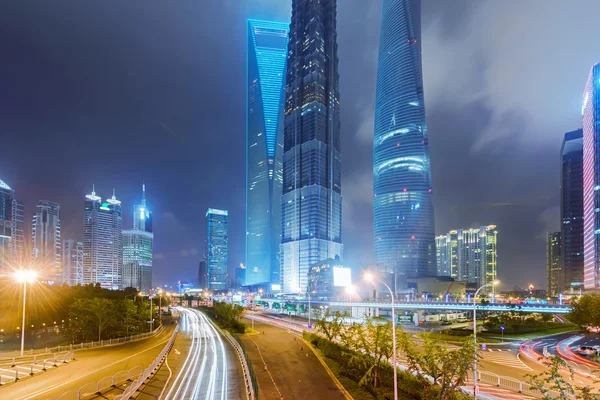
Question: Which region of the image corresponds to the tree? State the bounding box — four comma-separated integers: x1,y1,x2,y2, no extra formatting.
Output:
88,298,117,340
567,294,600,328
526,355,600,400
399,331,476,399
312,308,347,341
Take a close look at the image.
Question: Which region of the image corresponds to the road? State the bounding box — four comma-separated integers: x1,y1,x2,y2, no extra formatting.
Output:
240,319,346,400
0,323,175,400
160,307,243,400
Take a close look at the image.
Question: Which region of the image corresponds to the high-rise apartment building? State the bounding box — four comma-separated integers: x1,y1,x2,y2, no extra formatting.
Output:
246,19,289,289
0,178,13,274
11,199,25,264
122,185,153,293
32,200,61,283
583,64,600,289
561,129,584,291
546,231,562,297
373,0,435,289
435,225,497,287
62,239,84,286
281,0,343,293
206,208,228,291
83,187,123,289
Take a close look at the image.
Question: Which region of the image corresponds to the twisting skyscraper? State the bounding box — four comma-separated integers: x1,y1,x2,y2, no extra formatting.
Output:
281,0,343,294
246,19,289,288
373,0,435,289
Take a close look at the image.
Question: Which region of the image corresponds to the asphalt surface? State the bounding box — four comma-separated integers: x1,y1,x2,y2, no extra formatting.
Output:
241,319,346,400
160,307,243,400
0,323,175,400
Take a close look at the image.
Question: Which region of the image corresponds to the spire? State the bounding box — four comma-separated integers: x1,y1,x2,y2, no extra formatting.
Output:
86,184,101,202
141,182,147,206
106,188,121,205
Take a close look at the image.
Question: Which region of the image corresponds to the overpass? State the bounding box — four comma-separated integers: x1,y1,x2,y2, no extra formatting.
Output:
255,299,571,314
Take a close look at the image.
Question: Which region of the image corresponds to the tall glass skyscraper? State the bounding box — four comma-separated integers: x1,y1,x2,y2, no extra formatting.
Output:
373,0,435,289
32,200,62,284
583,64,600,289
246,19,289,288
561,129,584,291
206,208,228,291
0,178,14,274
281,0,343,294
546,231,562,298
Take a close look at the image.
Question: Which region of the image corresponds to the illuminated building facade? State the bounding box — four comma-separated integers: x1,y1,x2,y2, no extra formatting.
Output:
11,199,24,264
0,178,13,274
83,187,123,289
582,64,600,289
206,208,228,291
435,225,497,288
246,19,289,288
560,129,584,291
62,239,83,286
546,231,562,298
373,0,435,290
281,0,343,294
122,185,153,292
32,200,61,283
307,257,350,299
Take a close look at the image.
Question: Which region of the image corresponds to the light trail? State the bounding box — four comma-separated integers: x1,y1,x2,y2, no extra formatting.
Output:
163,307,229,400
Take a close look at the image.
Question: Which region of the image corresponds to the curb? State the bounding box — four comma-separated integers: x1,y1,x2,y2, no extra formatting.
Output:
301,338,353,400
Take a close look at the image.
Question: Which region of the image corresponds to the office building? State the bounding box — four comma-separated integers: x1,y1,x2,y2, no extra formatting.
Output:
83,187,123,289
373,0,436,289
206,208,228,291
281,0,343,293
0,178,13,274
32,200,61,283
246,19,289,289
122,230,153,293
11,199,25,264
583,64,600,289
307,257,351,299
62,239,84,286
546,232,562,298
198,257,208,290
122,184,153,292
435,225,497,288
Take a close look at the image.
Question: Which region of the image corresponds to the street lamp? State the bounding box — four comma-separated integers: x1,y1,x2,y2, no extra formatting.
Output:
473,279,499,398
364,272,397,400
345,285,355,320
14,270,37,357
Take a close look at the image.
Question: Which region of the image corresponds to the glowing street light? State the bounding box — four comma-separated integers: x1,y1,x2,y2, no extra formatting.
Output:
473,279,499,398
14,270,37,357
364,272,397,400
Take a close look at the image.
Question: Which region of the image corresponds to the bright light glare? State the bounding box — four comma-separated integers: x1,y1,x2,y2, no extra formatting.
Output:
345,285,355,294
14,270,37,284
492,280,500,285
364,273,373,282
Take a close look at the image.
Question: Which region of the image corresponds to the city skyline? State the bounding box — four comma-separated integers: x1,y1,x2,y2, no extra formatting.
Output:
3,0,600,289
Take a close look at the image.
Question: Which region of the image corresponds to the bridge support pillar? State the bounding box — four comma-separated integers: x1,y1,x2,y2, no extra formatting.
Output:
413,310,425,326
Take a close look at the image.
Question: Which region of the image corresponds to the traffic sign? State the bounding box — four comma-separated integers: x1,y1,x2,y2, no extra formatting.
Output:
500,325,505,330
481,344,487,351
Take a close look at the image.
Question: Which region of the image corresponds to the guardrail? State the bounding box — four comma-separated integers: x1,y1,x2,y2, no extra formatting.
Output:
51,326,177,400
0,351,74,385
223,331,256,400
478,371,576,399
0,326,164,361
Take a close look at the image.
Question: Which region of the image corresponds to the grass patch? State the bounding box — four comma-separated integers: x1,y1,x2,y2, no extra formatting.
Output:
421,332,501,344
480,324,579,340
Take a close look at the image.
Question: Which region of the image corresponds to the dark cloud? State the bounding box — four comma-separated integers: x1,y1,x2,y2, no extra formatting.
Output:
1,0,597,289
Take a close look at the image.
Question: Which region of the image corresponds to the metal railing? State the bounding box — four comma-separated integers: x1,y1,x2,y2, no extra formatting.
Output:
224,331,256,400
478,371,576,399
0,326,164,361
51,326,177,400
0,351,74,385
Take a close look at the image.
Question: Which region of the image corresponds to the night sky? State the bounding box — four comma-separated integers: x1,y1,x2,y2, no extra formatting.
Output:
2,0,599,290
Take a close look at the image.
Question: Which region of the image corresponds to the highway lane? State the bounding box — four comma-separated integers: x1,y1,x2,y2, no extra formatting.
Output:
162,307,239,400
0,324,175,400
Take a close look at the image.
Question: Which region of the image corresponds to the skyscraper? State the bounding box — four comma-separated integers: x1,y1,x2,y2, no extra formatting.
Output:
546,231,562,298
32,200,61,283
206,208,228,292
198,256,208,290
62,239,84,286
561,129,584,291
373,0,435,289
281,0,343,294
83,187,123,289
435,226,497,287
246,19,289,289
11,199,25,264
122,184,153,292
583,64,600,289
0,178,14,274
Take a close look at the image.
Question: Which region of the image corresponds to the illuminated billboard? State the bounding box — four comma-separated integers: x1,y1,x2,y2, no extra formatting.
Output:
271,284,281,291
333,267,351,287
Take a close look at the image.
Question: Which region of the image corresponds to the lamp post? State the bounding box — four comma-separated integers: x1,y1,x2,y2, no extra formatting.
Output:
364,273,397,400
473,280,499,398
307,291,312,329
15,270,37,357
